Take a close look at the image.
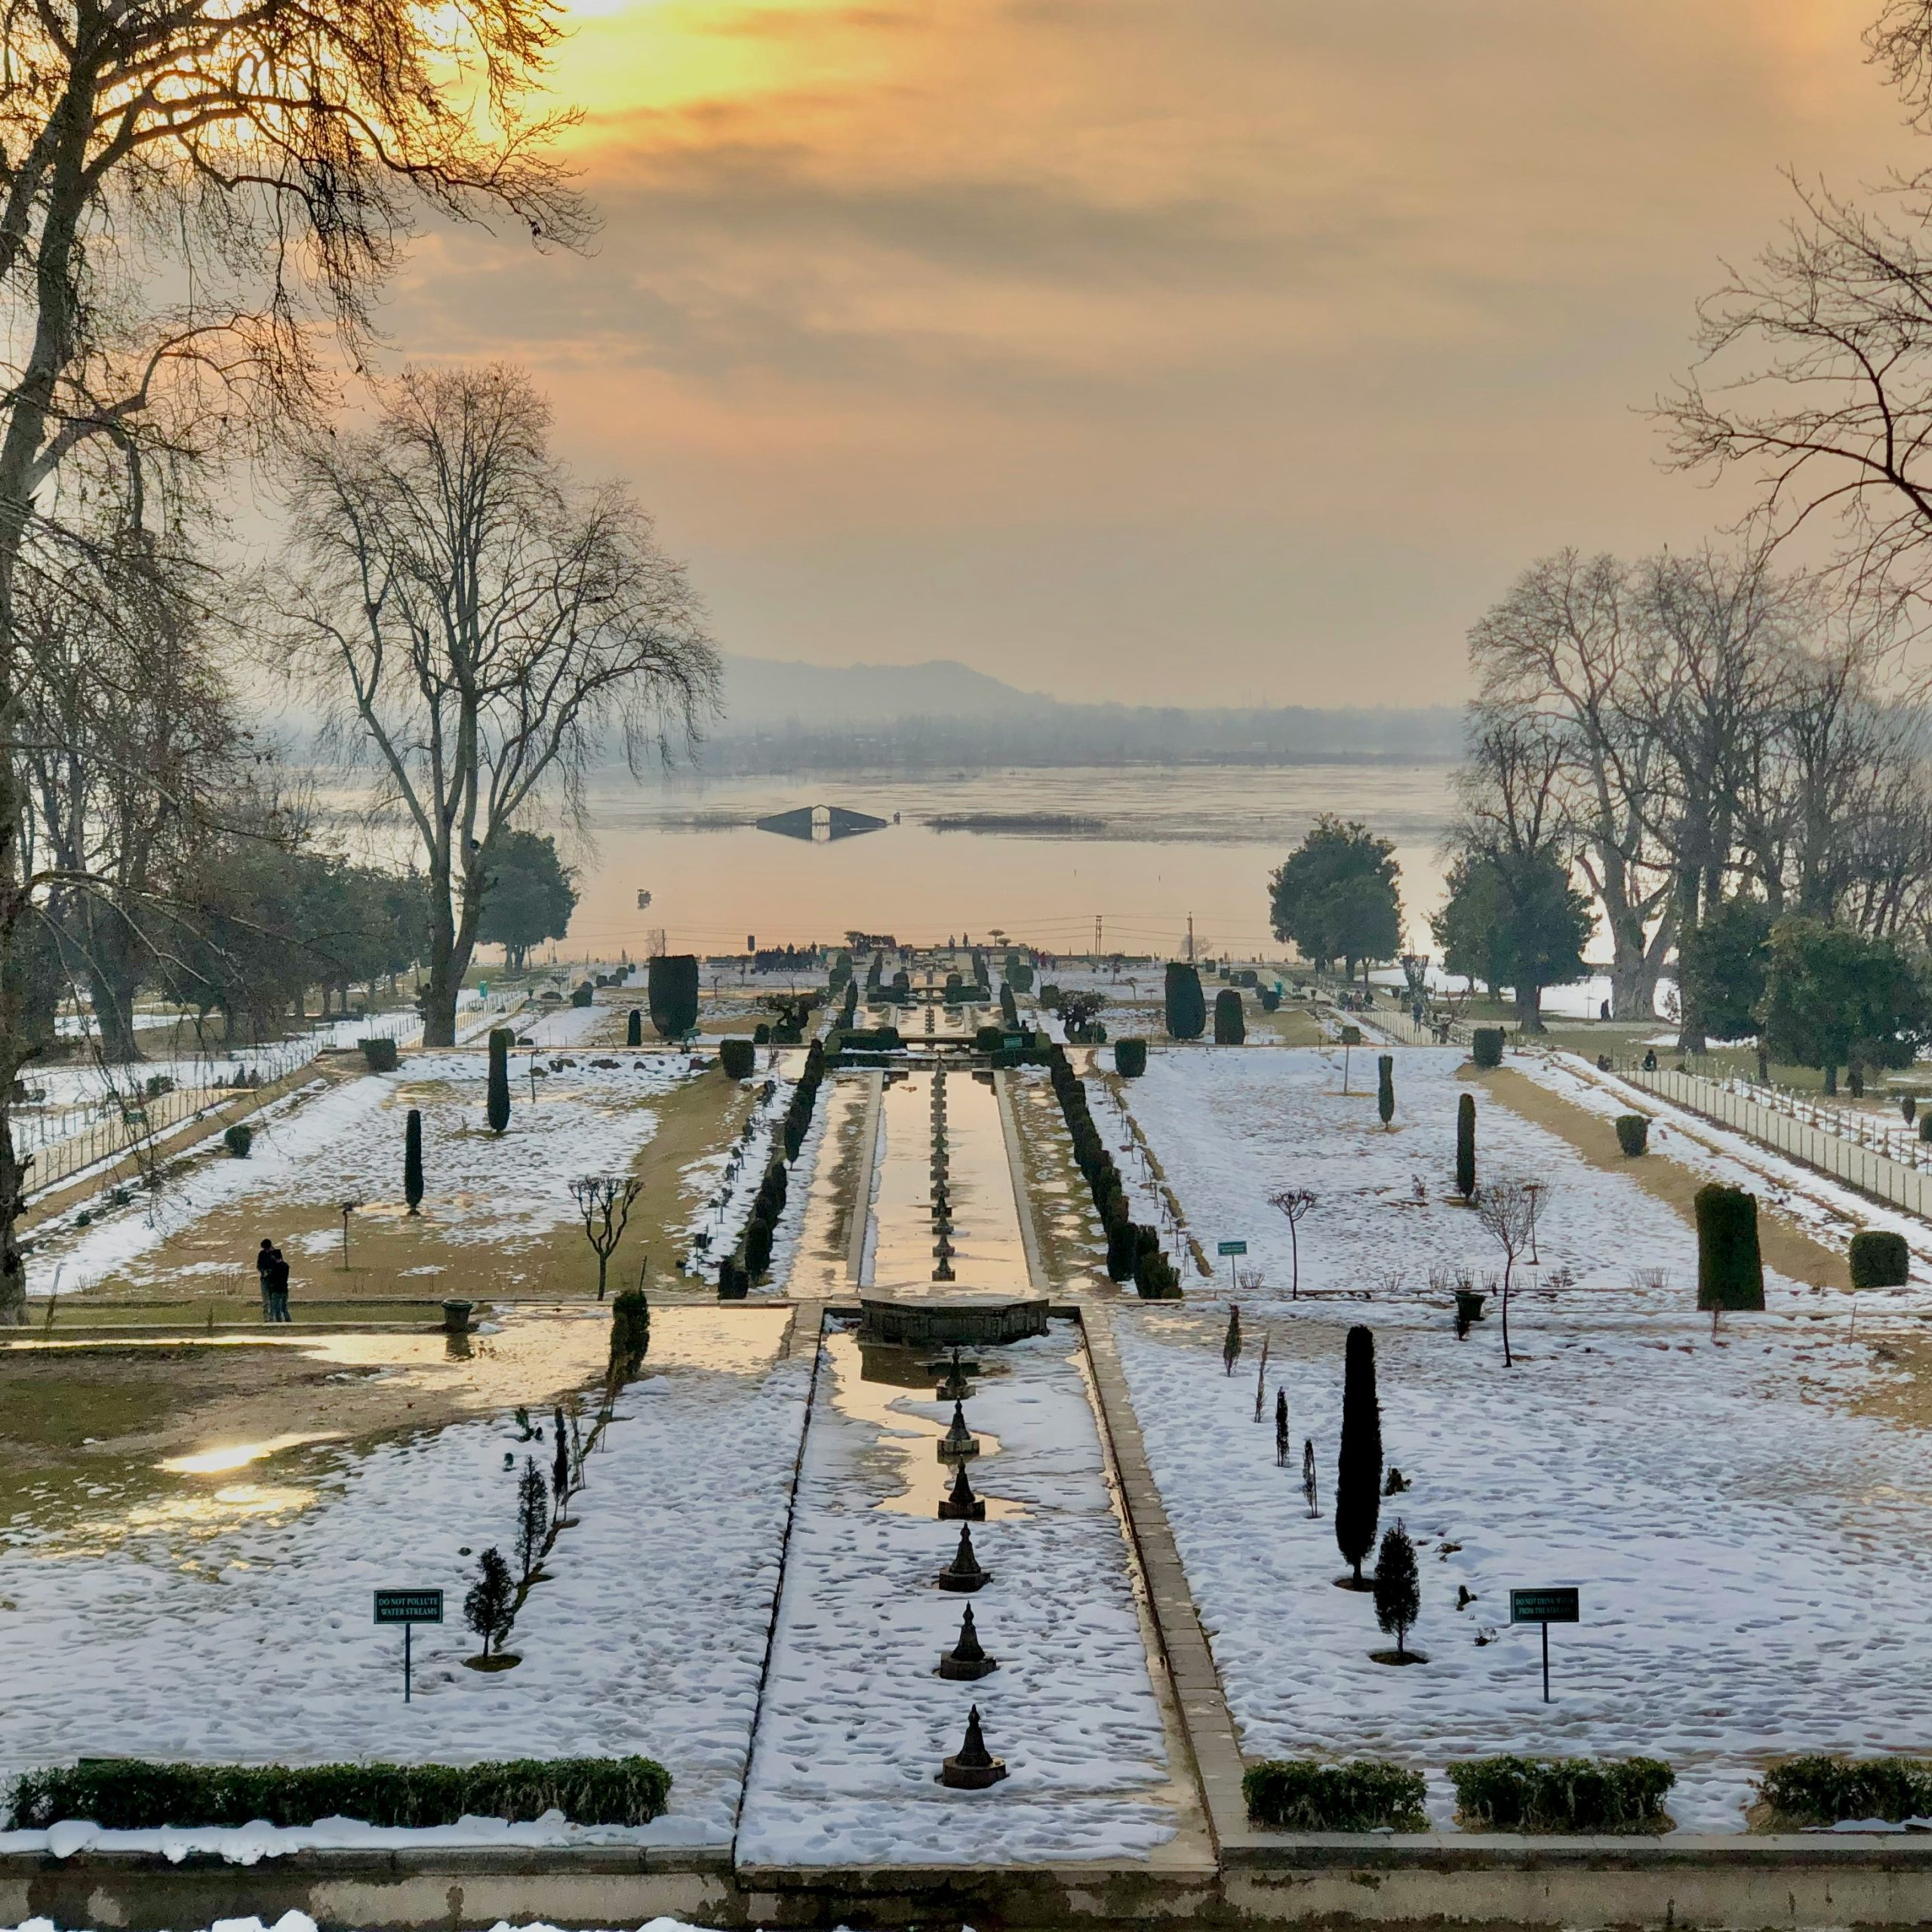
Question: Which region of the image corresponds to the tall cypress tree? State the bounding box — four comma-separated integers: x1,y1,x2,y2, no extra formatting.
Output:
1334,1324,1383,1586
1455,1092,1476,1198
487,1029,512,1135
404,1107,423,1214
1275,1386,1289,1466
1377,1054,1395,1128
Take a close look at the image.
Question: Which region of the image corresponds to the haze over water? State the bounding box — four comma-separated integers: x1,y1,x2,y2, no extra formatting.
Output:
560,761,1455,960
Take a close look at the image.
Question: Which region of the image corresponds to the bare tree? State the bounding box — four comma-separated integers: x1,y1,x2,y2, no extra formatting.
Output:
281,367,719,1045
0,0,588,1321
1474,1180,1544,1369
571,1174,643,1303
1469,552,1678,1019
1267,1187,1317,1298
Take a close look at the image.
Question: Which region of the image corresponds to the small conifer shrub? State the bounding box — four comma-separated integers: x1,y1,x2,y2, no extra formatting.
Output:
404,1108,423,1213
223,1123,254,1159
1614,1114,1649,1157
1455,1093,1476,1199
1849,1229,1909,1290
1214,988,1245,1044
1471,1026,1504,1069
720,1037,755,1080
1694,1184,1764,1310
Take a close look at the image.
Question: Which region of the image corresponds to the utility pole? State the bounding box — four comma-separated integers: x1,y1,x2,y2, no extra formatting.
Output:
1186,915,1195,964
1094,914,1103,958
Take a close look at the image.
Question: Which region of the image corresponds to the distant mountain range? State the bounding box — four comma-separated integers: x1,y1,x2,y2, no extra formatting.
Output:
700,654,1463,772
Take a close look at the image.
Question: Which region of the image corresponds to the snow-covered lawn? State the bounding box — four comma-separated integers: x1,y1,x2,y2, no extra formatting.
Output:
31,1051,699,1295
1113,1045,1932,1832
737,1321,1177,1866
0,1308,808,1854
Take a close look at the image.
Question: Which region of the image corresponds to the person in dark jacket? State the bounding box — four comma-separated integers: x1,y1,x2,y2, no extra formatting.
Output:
255,1238,275,1319
269,1247,292,1322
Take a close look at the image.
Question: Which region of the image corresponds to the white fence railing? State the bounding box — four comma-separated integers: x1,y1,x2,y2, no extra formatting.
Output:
1624,1066,1932,1220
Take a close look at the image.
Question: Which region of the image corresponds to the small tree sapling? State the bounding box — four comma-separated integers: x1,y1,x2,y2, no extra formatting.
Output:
570,1174,642,1301
515,1456,550,1584
463,1547,515,1659
1275,1387,1289,1467
1268,1186,1317,1298
1223,1303,1242,1376
1373,1520,1421,1661
1302,1436,1318,1518
1475,1178,1543,1367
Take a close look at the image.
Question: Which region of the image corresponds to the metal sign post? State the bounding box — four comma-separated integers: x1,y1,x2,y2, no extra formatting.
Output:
1217,1238,1247,1295
1509,1586,1580,1703
374,1588,445,1703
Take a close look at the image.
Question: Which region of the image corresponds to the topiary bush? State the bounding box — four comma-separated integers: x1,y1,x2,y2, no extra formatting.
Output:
1695,1183,1764,1310
744,1217,774,1277
1214,987,1245,1044
608,1287,651,1380
720,1038,755,1080
1614,1114,1650,1157
1377,1054,1394,1128
404,1107,423,1213
1115,1038,1148,1078
4,1757,672,1831
1471,1026,1504,1069
1259,986,1281,1013
626,1008,643,1048
1849,1229,1910,1289
1164,961,1206,1041
1455,1092,1475,1200
571,981,595,1008
1757,1755,1932,1827
487,1029,512,1134
1446,1755,1674,1834
1134,1247,1182,1298
360,1035,399,1073
647,954,700,1039
1242,1759,1427,1832
223,1122,254,1159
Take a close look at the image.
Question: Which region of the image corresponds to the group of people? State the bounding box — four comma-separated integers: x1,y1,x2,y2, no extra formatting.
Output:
255,1238,294,1322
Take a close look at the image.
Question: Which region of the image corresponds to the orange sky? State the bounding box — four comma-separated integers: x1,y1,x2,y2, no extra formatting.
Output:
380,0,1919,705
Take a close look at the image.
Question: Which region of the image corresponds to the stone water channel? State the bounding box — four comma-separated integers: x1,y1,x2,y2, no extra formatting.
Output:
737,1048,1212,1869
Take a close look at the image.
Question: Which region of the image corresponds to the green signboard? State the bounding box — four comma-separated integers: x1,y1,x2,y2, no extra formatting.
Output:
1509,1587,1579,1624
1217,1239,1247,1257
373,1588,444,1626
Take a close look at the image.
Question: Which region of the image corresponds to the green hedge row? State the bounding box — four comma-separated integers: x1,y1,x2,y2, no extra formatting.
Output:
6,1755,671,1830
1447,1755,1673,1832
1242,1759,1426,1832
1758,1754,1932,1826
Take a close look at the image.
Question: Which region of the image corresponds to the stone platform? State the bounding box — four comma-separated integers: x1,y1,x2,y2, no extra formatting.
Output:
857,1291,1050,1348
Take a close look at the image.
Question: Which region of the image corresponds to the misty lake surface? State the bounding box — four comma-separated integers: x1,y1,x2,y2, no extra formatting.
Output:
564,762,1455,956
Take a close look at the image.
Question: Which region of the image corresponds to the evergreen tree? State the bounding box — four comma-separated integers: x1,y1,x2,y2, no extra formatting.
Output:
515,1456,550,1583
1268,816,1403,985
1372,1520,1420,1660
647,954,701,1039
477,829,580,972
1302,1437,1318,1517
609,1287,651,1380
487,1029,512,1135
626,1008,643,1048
1214,987,1245,1044
1275,1386,1289,1466
1455,1093,1476,1199
404,1107,423,1214
1377,1054,1395,1128
552,1406,571,1509
1223,1303,1242,1375
1334,1324,1383,1585
463,1546,515,1657
1164,961,1207,1040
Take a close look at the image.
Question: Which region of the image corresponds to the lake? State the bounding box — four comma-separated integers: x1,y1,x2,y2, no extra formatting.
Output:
560,762,1456,960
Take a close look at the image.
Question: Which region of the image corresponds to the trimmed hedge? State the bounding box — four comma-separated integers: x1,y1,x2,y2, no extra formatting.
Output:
744,1217,774,1275
1242,1759,1426,1832
223,1123,254,1159
1470,1026,1504,1069
1758,1754,1932,1826
1447,1755,1673,1834
5,1756,672,1831
1115,1038,1148,1078
719,1037,756,1080
1614,1114,1649,1158
648,954,700,1039
1694,1183,1764,1311
1850,1229,1909,1290
1214,988,1245,1045
360,1036,399,1073
1164,961,1206,1041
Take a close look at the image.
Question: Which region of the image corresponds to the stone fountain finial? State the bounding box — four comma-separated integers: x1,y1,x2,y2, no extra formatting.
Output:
938,1604,998,1680
937,1522,991,1591
939,1703,1008,1786
938,1458,986,1520
938,1401,979,1460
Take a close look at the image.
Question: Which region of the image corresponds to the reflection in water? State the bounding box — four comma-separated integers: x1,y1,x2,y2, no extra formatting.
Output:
9,1305,792,1556
161,1433,338,1475
823,1331,1023,1520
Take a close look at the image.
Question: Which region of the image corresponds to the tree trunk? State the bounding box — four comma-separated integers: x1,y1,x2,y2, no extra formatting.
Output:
1514,983,1545,1032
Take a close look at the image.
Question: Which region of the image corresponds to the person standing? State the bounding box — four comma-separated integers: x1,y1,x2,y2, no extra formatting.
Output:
269,1246,292,1322
255,1238,275,1320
